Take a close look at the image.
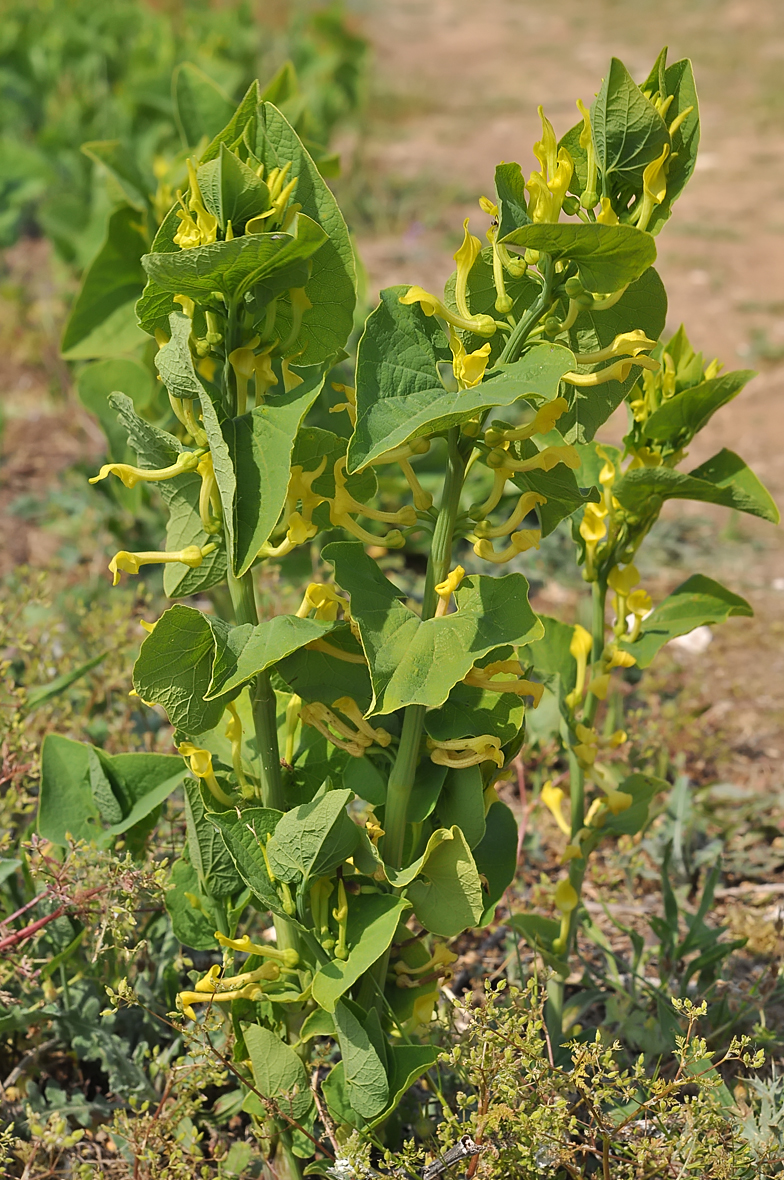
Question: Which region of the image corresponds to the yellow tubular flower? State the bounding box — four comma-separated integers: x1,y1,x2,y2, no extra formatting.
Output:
333,879,349,960
108,543,215,586
174,160,218,249
634,143,670,233
280,288,312,352
225,702,252,796
213,930,301,967
228,338,260,415
608,563,640,635
463,660,544,706
332,696,392,748
626,588,652,642
366,817,385,845
527,106,575,224
577,99,598,209
487,444,580,475
399,286,497,338
565,623,593,709
296,582,345,621
541,780,570,836
397,456,433,511
551,876,579,953
332,458,417,527
473,528,541,564
178,742,234,807
449,332,493,389
484,397,569,446
596,197,619,226
306,638,367,665
427,735,504,769
572,331,658,366
283,693,301,765
330,382,357,427
89,450,201,490
562,355,660,387
470,467,511,520
604,787,633,815
394,943,457,977
434,565,465,617
197,453,221,535
453,219,483,320
474,491,546,540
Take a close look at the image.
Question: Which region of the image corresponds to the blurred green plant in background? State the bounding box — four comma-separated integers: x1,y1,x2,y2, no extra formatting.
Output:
0,0,365,265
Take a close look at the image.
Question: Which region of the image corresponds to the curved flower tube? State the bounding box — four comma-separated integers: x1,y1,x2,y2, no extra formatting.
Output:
427,734,504,769
473,528,541,564
108,543,215,586
89,449,202,490
399,286,497,338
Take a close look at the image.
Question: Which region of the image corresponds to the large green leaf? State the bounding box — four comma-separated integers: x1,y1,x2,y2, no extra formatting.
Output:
348,288,573,471
325,542,543,716
225,369,325,576
620,575,752,668
245,1024,314,1124
108,392,227,597
495,162,530,238
173,62,236,149
133,605,236,734
499,223,656,294
472,800,519,924
166,857,219,951
322,1045,438,1131
406,826,485,937
141,213,327,302
207,615,337,697
81,140,150,211
255,102,356,364
646,57,700,236
277,631,374,714
207,806,294,922
38,735,182,848
312,894,410,1012
557,266,668,443
61,206,148,359
183,779,244,898
614,449,780,524
201,79,261,162
198,144,270,234
154,312,238,564
135,204,181,336
435,765,486,849
424,680,525,744
642,370,753,443
334,1000,389,1120
265,789,360,885
592,58,670,193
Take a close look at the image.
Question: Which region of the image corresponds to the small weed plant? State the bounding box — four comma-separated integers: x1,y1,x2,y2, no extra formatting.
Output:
11,43,781,1178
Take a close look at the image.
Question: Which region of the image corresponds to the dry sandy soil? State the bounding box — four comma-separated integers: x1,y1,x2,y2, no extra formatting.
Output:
0,0,782,779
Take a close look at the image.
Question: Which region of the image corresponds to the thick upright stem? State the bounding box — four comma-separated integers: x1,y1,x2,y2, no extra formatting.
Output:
382,429,467,871
227,567,285,810
582,577,607,729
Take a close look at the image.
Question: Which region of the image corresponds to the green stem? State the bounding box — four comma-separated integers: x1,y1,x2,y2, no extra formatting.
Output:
369,429,468,1008
383,429,467,870
227,567,285,811
497,254,555,365
582,577,607,729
